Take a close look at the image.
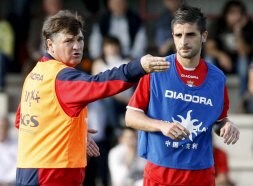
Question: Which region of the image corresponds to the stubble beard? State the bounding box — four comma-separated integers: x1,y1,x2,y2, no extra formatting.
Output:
178,47,200,59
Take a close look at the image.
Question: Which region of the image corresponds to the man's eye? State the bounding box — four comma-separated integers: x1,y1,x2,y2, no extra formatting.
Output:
187,33,196,36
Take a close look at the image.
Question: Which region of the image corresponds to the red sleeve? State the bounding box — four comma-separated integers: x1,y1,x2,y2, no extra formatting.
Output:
218,86,229,120
56,59,145,117
15,103,20,129
127,74,150,112
213,147,229,174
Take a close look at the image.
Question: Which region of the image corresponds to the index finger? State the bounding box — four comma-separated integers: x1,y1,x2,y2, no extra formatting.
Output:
88,141,100,156
175,124,190,136
151,57,167,62
151,61,170,68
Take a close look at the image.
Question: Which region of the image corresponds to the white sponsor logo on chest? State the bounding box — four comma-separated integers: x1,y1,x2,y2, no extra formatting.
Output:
165,90,213,106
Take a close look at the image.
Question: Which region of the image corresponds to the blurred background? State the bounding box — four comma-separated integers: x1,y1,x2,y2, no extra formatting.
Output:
0,0,253,186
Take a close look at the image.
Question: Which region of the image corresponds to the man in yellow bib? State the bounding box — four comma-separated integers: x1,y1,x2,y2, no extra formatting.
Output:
15,10,169,186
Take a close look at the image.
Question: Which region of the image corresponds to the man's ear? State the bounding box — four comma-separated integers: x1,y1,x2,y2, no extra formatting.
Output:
202,31,208,43
47,39,53,53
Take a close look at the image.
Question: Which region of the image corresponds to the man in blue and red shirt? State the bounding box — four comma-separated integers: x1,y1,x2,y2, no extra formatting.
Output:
125,5,240,186
15,10,169,186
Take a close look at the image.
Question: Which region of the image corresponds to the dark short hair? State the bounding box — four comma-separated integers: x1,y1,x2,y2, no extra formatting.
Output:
171,5,206,33
42,10,84,49
222,0,247,17
102,35,121,47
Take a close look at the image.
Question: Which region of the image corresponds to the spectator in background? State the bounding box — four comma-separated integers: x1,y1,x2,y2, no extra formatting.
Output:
205,0,253,74
24,0,62,77
0,116,17,186
109,127,146,186
155,0,183,56
92,36,133,127
83,101,109,186
213,146,235,186
88,0,147,59
0,11,14,91
205,0,253,112
92,36,130,74
84,36,133,186
6,0,31,73
81,0,106,20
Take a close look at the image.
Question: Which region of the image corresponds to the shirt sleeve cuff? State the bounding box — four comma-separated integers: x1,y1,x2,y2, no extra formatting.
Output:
126,106,144,112
124,58,146,82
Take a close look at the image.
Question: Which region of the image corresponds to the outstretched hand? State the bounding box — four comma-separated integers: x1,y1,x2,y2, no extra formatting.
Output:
141,54,170,73
87,129,100,157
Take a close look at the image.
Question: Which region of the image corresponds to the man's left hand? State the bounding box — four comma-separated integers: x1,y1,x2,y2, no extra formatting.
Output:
87,129,100,157
219,119,240,145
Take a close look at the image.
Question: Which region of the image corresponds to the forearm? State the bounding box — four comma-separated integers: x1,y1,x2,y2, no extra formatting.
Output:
125,108,163,132
56,61,145,110
126,108,190,140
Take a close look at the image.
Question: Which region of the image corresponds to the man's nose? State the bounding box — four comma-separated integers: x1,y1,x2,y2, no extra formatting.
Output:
73,41,81,49
180,35,187,46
